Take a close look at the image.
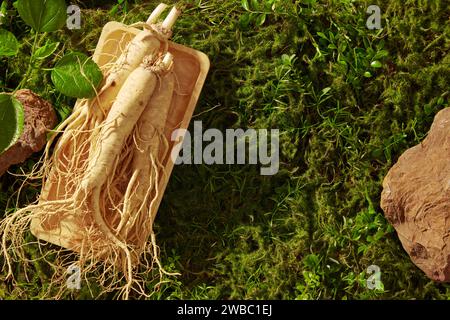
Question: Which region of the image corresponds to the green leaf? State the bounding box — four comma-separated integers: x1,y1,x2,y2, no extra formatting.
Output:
370,60,382,68
34,41,60,60
239,13,251,29
328,31,335,41
338,42,348,53
108,4,119,15
51,52,103,99
0,29,19,57
327,43,337,50
255,13,266,26
241,0,250,11
16,0,67,32
0,93,24,155
373,50,389,60
317,32,328,40
364,71,372,78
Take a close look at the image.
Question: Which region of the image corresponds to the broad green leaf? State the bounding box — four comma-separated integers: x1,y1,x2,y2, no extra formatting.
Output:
16,0,67,32
364,71,372,78
241,0,250,11
34,41,60,60
0,29,19,57
281,54,295,66
51,52,103,99
1,1,7,13
255,13,266,26
0,2,8,25
0,93,24,154
370,60,382,68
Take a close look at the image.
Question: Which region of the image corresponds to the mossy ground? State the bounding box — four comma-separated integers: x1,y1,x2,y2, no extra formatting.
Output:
0,0,449,299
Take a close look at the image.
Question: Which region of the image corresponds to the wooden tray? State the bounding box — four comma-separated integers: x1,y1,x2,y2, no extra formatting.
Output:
30,21,210,249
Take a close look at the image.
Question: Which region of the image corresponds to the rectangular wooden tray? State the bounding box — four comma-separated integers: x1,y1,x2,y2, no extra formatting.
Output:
30,21,210,249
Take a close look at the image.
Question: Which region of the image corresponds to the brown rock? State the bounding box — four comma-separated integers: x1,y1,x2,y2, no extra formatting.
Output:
381,107,450,282
0,90,57,176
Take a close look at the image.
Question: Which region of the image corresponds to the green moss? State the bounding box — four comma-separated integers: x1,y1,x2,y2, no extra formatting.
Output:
1,0,449,299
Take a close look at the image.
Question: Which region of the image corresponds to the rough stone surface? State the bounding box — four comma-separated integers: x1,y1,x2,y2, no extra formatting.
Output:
381,107,450,282
0,90,57,176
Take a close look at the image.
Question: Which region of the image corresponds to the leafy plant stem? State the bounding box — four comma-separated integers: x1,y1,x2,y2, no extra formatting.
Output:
15,31,43,92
